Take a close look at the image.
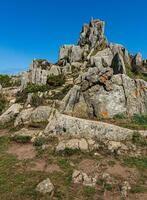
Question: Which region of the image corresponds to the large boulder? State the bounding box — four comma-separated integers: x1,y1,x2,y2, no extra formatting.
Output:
0,104,23,125
14,108,33,127
14,106,52,127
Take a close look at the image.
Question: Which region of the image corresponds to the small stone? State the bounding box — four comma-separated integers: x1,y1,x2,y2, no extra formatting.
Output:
36,178,54,195
121,181,131,199
72,170,97,187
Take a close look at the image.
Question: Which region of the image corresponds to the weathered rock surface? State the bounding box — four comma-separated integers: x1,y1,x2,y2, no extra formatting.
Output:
59,45,83,63
56,138,98,152
36,178,54,195
72,170,97,186
14,106,52,127
0,104,23,125
78,19,107,51
61,74,147,118
44,111,136,141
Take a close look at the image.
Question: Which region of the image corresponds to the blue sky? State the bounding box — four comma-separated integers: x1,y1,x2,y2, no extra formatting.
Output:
0,0,147,74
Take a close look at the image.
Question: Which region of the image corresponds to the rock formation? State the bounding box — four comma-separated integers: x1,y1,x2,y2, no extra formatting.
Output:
0,18,147,136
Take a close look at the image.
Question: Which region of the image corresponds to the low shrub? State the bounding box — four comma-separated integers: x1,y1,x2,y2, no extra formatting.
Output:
132,132,147,146
31,94,43,107
113,113,126,120
47,74,65,87
24,83,50,93
0,94,7,114
0,74,12,88
132,114,147,125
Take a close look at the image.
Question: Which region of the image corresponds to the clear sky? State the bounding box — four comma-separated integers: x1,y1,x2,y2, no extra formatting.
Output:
0,0,147,74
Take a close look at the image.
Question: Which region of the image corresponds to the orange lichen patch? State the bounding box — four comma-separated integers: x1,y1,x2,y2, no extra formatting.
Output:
140,86,147,90
100,111,109,118
99,76,107,84
133,90,140,97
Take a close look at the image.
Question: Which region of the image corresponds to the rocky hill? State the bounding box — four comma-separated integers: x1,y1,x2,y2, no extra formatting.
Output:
0,19,147,200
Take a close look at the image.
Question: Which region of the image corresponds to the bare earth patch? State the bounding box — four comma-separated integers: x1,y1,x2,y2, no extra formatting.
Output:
27,159,62,173
78,159,99,175
106,162,138,180
7,143,36,160
0,129,9,136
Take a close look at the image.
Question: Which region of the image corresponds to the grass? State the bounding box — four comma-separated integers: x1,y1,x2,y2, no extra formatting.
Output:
123,156,147,170
126,65,147,82
0,134,146,199
132,132,147,146
57,148,81,156
11,135,32,144
102,113,147,130
131,184,147,193
83,186,96,197
33,137,46,147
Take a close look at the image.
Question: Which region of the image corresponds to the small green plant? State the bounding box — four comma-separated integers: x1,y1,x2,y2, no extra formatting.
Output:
58,148,81,156
11,135,31,144
33,137,46,146
132,132,147,146
83,186,96,197
58,158,71,170
47,74,65,87
113,113,126,120
104,183,113,191
132,114,147,125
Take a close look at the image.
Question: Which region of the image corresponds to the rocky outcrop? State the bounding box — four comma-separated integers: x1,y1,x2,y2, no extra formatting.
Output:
0,104,23,125
21,60,62,88
44,111,136,141
78,19,107,51
61,74,147,118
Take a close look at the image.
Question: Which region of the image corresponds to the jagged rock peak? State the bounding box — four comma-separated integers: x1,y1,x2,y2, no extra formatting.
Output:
78,18,107,50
